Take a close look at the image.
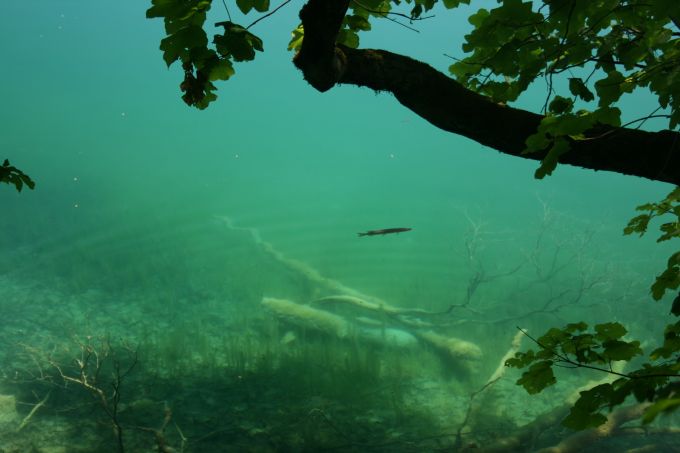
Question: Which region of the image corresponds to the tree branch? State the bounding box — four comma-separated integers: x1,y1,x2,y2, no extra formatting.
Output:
293,0,680,186
293,0,350,92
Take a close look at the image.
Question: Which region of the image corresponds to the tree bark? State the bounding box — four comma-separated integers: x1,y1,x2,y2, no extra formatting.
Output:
293,0,680,186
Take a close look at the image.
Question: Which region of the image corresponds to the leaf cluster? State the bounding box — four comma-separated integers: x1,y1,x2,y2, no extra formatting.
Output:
148,0,477,101
624,187,680,302
449,0,680,177
1,159,35,192
327,0,461,51
506,321,680,430
146,0,266,108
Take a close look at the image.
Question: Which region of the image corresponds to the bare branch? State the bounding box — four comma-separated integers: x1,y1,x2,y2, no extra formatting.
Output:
246,0,292,30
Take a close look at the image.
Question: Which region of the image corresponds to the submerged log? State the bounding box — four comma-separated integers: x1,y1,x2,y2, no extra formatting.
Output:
415,330,482,363
261,297,350,339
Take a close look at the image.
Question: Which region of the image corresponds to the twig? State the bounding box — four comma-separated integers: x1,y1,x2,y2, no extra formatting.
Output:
175,421,188,453
221,0,232,22
440,212,524,314
49,336,138,453
517,327,680,379
246,0,292,30
350,0,427,32
16,391,51,432
351,0,435,22
454,331,524,449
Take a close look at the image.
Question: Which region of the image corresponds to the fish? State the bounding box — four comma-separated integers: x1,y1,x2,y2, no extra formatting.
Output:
357,227,412,237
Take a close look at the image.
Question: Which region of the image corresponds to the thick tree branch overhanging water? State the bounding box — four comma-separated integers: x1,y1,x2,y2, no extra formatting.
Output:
293,0,680,186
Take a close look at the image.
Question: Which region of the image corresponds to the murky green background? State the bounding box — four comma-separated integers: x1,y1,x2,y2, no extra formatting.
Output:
0,1,676,451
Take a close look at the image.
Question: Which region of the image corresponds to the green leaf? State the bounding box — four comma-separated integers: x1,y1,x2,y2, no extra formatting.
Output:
672,293,680,316
1,159,35,192
215,23,264,62
236,0,254,14
548,96,573,115
442,0,471,8
602,340,642,361
194,90,217,110
643,398,680,424
592,106,621,127
535,138,570,179
236,0,270,14
524,130,551,153
208,59,235,81
516,360,555,394
347,15,371,31
563,384,613,429
659,222,680,242
160,26,208,66
565,322,588,333
252,0,270,13
506,349,536,368
623,214,651,236
337,29,359,48
594,71,626,107
467,8,489,27
177,0,211,21
288,25,304,52
594,322,627,341
650,321,680,358
568,78,595,102
651,252,680,300
563,407,607,430
146,0,184,18
416,0,436,13
19,173,35,190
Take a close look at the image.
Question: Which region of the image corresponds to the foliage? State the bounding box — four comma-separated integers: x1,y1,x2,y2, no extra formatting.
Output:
509,186,680,430
624,186,680,302
146,0,263,109
1,159,35,192
146,0,473,107
450,0,680,178
506,322,680,429
147,1,680,177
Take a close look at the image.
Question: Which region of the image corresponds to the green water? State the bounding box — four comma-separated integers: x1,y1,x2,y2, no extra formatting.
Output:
1,1,678,452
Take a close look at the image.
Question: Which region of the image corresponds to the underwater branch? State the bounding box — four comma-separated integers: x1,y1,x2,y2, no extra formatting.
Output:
48,336,138,453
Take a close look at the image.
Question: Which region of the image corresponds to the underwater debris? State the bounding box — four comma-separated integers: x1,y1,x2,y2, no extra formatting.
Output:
312,294,439,319
415,330,482,362
16,391,50,432
223,219,484,374
261,297,350,339
360,327,419,348
455,330,525,449
281,330,297,345
263,297,418,348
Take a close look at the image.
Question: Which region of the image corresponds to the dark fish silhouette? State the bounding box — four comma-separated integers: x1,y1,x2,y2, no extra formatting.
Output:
357,227,412,237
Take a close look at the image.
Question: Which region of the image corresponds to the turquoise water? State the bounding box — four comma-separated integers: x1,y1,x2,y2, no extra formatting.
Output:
1,1,678,452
